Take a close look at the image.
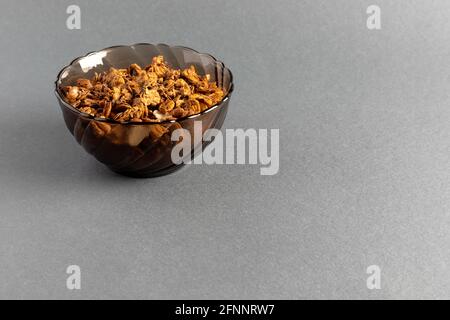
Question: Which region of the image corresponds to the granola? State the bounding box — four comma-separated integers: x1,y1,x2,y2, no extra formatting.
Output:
61,56,224,123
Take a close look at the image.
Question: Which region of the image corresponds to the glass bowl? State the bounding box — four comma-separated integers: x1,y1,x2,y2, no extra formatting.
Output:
55,43,234,177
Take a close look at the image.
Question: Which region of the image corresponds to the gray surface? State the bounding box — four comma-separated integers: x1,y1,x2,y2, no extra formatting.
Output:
0,0,449,299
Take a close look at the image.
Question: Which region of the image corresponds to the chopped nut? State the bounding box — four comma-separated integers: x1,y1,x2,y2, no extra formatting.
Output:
153,110,174,121
182,65,200,84
172,107,188,118
65,86,79,101
77,79,93,89
158,99,174,114
61,55,224,122
103,101,112,118
185,99,201,114
141,88,161,106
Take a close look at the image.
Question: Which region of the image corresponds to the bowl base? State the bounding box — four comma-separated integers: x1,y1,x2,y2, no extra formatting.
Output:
110,163,185,178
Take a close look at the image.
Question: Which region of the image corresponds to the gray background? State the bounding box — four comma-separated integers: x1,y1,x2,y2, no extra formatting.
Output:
0,0,449,299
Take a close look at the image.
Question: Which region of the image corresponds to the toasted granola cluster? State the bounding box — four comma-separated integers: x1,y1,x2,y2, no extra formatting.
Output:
61,56,224,122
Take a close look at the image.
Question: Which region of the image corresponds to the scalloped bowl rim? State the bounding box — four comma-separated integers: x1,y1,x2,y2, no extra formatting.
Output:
55,43,234,125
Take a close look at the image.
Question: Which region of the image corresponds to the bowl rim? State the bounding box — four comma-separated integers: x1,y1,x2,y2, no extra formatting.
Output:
54,43,234,125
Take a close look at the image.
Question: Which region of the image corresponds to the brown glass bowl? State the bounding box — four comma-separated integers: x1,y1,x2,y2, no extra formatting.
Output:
55,43,233,177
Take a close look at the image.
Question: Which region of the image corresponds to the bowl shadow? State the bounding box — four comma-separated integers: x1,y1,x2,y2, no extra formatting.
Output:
0,115,164,185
